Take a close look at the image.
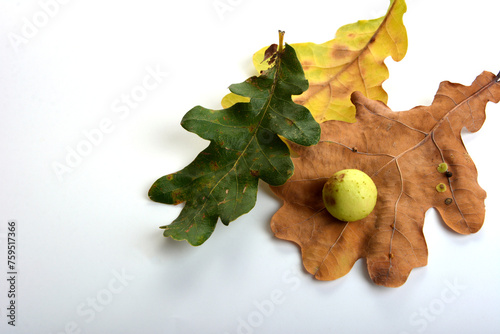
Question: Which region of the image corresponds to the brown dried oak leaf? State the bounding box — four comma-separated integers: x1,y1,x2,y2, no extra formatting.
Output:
270,71,500,287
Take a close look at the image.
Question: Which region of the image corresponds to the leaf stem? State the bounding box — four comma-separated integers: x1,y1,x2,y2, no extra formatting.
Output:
278,30,285,53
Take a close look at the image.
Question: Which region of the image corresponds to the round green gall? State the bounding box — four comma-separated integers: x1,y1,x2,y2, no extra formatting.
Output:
322,169,378,222
437,163,448,173
436,183,447,192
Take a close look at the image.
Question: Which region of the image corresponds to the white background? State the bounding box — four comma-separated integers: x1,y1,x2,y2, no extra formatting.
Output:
1,0,500,333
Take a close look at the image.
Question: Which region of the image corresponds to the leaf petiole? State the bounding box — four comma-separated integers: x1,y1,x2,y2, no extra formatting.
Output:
278,30,285,53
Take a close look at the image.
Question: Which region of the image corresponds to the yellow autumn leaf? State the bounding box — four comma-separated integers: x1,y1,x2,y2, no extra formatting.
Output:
222,0,407,123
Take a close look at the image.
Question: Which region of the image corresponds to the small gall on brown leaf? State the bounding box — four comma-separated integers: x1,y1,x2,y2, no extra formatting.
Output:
436,183,447,192
437,162,448,173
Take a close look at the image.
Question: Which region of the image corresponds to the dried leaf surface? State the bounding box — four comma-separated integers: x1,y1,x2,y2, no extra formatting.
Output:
270,71,500,287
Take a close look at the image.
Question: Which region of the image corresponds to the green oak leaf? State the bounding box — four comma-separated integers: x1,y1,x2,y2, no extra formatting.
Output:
149,38,321,246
